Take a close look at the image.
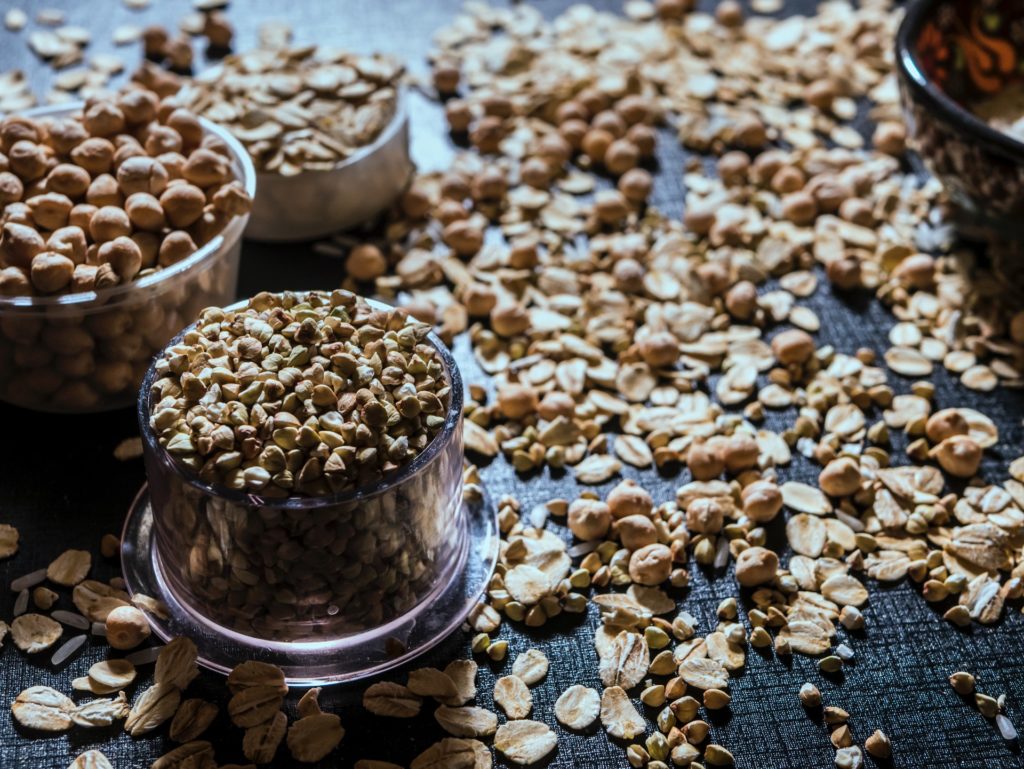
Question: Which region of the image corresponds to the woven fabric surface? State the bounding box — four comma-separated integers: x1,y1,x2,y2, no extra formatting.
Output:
1,1,1024,767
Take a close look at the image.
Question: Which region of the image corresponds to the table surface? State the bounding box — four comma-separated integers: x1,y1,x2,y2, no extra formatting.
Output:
2,1,1024,768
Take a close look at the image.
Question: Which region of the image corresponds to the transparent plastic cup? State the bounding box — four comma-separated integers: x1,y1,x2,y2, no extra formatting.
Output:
0,104,256,413
122,297,498,684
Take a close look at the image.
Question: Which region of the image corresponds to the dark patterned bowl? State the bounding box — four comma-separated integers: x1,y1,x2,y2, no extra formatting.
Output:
897,0,1024,228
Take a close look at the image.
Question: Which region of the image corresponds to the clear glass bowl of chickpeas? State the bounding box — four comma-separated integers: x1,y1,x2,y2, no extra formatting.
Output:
0,96,255,413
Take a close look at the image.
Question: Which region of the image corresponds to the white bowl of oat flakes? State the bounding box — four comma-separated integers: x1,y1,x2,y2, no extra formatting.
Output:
174,45,413,242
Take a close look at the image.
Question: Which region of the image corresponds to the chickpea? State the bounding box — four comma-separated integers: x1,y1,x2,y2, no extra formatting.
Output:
772,328,815,365
86,174,123,208
581,128,614,163
0,116,40,152
132,231,160,269
497,382,538,420
8,140,49,181
725,280,758,320
158,230,198,266
30,252,75,293
482,94,513,119
462,283,497,317
618,167,652,204
716,0,744,26
27,192,72,230
873,121,906,156
89,206,132,243
683,203,715,236
655,0,694,20
604,138,639,175
445,99,473,132
616,514,658,550
117,156,169,197
118,88,159,125
160,183,206,228
826,256,862,291
771,165,805,194
607,479,653,519
0,266,30,295
0,222,45,269
83,101,125,138
638,331,679,368
0,171,23,206
142,25,169,58
68,203,97,230
70,263,98,292
577,87,610,116
819,457,861,497
345,243,387,282
508,239,538,269
839,197,874,227
615,95,652,126
805,79,837,111
211,181,252,217
629,543,672,586
626,123,657,158
741,480,783,523
105,605,151,650
808,175,850,214
1009,311,1024,344
535,133,571,168
45,164,89,198
145,124,183,156
156,151,187,180
733,114,767,149
432,62,461,95
181,148,229,188
469,115,506,154
46,117,88,155
781,191,818,225
443,219,484,257
47,226,87,264
203,11,234,48
687,440,723,481
697,261,730,296
930,435,982,478
537,390,575,421
3,201,33,227
188,208,230,246
165,36,194,71
613,257,644,292
594,189,628,225
490,300,530,337
124,192,166,231
717,151,750,186
722,432,759,473
520,156,551,189
892,253,935,289
925,409,970,444
472,166,506,201
686,497,725,534
70,137,115,175
734,546,778,587
558,118,589,150
98,236,143,280
568,498,611,541
166,108,203,151
556,100,589,124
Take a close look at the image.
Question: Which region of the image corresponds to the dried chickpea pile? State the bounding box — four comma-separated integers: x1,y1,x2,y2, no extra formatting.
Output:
0,87,252,298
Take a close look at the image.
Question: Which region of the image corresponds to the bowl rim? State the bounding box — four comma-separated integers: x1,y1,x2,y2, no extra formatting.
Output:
185,63,408,180
137,293,465,511
896,0,1024,165
0,101,257,310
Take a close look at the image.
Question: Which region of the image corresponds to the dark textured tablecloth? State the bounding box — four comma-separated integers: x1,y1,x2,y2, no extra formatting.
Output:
2,1,1024,767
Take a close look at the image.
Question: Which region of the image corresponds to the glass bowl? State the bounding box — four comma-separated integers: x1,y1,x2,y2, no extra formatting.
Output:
0,103,256,413
244,90,413,243
121,296,498,684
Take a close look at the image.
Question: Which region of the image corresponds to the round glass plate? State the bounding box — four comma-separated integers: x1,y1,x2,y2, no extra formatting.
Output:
121,484,498,686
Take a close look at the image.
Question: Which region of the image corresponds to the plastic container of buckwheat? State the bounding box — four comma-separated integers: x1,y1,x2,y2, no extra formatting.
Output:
122,295,497,684
0,104,255,413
